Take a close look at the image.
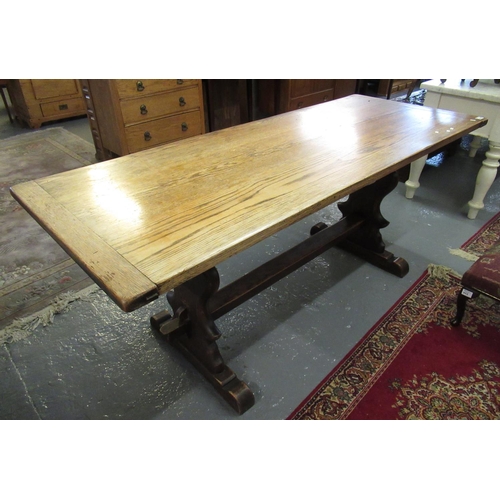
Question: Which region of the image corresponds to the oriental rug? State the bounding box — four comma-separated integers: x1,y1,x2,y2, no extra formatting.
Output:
461,211,500,257
0,128,97,341
289,210,500,419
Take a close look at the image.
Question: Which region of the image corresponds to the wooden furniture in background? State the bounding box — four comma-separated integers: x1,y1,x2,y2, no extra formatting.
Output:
11,96,486,414
81,79,205,160
0,80,13,123
377,79,415,99
204,80,358,132
6,79,86,128
256,79,358,117
204,80,252,131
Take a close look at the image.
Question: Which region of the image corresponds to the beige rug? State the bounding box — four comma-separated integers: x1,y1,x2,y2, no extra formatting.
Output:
0,127,98,341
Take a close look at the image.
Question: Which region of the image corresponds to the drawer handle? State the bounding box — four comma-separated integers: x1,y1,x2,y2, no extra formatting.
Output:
181,122,188,131
136,81,145,92
179,97,186,106
140,104,148,115
177,79,184,85
144,131,152,141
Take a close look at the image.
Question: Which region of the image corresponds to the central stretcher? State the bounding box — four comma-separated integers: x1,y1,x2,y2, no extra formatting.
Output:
10,95,487,414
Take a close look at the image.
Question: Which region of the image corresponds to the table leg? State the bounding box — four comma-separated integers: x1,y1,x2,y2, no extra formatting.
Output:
337,172,409,277
150,267,255,415
469,135,482,158
467,140,500,219
405,155,428,199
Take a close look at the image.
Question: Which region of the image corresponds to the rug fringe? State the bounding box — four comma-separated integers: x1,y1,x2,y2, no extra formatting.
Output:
427,263,462,282
0,284,99,345
448,247,479,262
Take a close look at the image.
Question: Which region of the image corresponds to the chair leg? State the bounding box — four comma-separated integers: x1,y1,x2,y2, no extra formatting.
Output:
451,288,478,326
0,86,13,123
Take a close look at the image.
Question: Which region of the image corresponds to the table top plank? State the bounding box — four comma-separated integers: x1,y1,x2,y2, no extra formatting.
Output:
11,181,159,311
11,95,487,311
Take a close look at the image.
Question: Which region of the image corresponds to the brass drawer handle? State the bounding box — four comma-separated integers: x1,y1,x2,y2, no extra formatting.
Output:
181,122,188,131
136,81,145,92
144,131,152,141
179,97,186,106
140,104,148,115
177,79,184,85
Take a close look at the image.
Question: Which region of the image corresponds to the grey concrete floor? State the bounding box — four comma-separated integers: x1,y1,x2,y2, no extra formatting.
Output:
1,94,499,420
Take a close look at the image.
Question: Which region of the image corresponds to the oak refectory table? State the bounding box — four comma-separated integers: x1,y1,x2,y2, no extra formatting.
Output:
10,95,487,414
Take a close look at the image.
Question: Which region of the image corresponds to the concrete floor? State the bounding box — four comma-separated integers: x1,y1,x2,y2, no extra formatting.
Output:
1,91,499,420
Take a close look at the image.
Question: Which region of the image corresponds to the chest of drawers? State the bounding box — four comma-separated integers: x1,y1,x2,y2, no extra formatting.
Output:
81,79,205,160
256,79,358,117
7,79,86,128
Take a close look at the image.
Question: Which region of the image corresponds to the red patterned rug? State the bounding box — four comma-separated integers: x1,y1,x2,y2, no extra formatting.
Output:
461,211,500,256
289,214,500,420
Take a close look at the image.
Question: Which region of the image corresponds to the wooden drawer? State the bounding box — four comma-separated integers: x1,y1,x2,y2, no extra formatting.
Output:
125,110,203,152
40,97,86,118
31,79,81,100
120,87,201,124
114,79,199,99
289,90,334,111
289,80,335,99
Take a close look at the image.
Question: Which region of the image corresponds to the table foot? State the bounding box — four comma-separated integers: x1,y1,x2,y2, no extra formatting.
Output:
150,268,255,415
337,240,409,277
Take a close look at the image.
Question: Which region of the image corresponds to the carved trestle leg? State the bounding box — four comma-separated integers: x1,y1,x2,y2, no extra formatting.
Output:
150,268,255,415
337,172,409,277
467,140,500,219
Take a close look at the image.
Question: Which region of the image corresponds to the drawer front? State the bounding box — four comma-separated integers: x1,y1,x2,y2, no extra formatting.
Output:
115,79,199,98
125,110,203,152
120,87,201,124
31,79,81,100
289,90,334,111
40,97,86,117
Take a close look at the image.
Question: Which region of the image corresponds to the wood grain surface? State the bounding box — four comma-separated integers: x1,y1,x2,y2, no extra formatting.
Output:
11,95,488,311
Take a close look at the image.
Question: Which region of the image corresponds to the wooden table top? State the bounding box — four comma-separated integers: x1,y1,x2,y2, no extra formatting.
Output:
11,95,487,312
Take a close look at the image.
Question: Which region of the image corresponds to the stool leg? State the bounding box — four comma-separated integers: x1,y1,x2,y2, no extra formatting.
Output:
451,288,478,326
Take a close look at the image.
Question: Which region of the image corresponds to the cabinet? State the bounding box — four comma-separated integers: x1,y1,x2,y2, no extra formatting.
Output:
7,79,86,128
80,79,206,160
255,79,358,117
377,79,415,98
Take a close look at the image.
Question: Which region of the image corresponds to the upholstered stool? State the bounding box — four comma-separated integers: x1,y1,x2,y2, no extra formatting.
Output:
451,236,500,326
